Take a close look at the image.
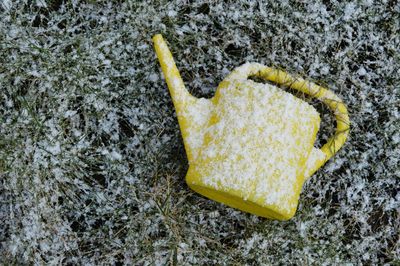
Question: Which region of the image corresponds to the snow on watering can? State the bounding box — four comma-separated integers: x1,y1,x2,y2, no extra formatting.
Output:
152,34,349,220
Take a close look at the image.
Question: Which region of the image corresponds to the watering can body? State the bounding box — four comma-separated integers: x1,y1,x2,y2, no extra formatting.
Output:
153,34,349,220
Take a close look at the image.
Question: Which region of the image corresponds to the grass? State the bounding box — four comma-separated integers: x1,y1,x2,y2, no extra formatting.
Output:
1,0,399,264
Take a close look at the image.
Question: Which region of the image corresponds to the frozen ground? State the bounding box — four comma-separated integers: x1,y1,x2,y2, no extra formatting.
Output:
0,0,399,264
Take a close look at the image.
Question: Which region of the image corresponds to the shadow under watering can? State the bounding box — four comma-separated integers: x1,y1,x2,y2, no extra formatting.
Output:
152,34,350,220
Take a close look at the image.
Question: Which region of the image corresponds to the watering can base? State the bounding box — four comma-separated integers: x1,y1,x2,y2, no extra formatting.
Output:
186,173,296,220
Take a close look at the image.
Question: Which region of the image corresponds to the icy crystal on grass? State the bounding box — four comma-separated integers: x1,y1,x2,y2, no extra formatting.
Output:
1,0,399,264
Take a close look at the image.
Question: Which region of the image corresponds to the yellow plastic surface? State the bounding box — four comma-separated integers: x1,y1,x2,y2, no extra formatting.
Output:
152,34,350,220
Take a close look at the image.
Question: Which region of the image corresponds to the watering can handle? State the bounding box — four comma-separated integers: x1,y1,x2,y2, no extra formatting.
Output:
225,63,350,176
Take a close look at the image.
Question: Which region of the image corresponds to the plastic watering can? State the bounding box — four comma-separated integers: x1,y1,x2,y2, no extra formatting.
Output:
152,34,350,220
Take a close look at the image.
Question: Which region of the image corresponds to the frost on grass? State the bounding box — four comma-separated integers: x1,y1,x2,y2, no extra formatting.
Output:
0,0,399,265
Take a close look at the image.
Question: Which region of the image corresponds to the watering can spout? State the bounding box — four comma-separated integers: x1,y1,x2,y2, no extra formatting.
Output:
153,34,213,162
152,34,196,107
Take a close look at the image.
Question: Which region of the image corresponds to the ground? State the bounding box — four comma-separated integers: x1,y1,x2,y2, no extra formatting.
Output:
0,0,399,265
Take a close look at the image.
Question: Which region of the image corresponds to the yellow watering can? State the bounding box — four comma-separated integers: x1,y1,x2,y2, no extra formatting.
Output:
152,34,350,220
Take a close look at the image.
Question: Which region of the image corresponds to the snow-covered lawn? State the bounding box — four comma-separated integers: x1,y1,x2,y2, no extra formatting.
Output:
1,1,399,264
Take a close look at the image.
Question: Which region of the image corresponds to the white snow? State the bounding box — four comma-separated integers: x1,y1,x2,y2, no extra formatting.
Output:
343,3,357,21
46,142,61,155
1,0,12,10
110,150,122,161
